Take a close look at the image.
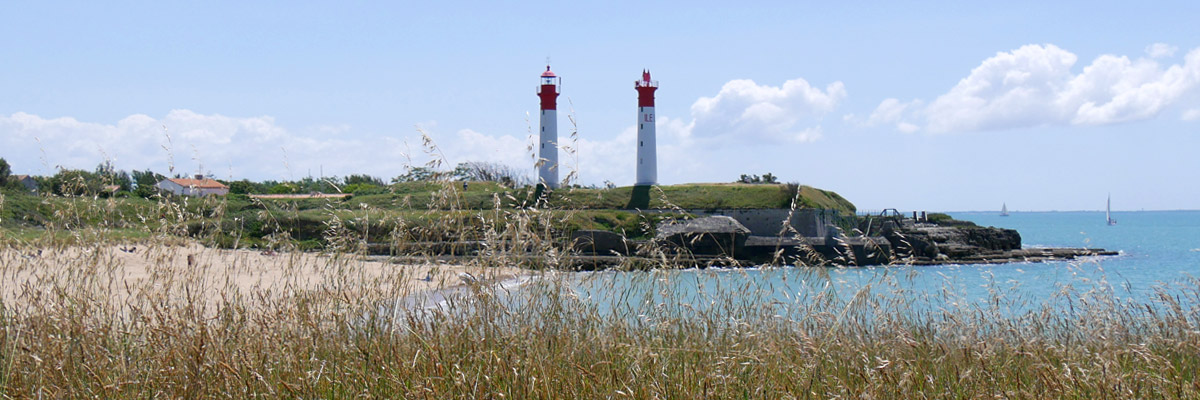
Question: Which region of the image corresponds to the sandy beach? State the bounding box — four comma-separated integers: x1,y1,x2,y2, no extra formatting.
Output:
0,241,524,309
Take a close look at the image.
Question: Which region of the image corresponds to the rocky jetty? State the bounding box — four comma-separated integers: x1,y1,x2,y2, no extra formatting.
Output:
566,211,1115,268
878,219,1114,265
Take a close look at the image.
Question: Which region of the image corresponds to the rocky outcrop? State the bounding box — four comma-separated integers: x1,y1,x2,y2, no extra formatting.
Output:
875,220,1112,265
885,221,1014,255
370,212,1110,269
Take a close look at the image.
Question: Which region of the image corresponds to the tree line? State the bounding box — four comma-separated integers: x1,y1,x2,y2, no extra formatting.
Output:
0,158,532,197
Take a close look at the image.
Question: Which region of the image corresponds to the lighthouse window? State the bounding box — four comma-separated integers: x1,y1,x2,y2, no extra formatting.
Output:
541,143,544,149
640,141,643,147
639,124,642,129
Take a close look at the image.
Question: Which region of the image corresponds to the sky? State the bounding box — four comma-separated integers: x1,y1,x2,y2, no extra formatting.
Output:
2,1,1199,212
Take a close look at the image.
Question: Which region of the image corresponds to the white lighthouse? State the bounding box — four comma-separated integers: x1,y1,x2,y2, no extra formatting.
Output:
635,70,658,186
537,65,560,189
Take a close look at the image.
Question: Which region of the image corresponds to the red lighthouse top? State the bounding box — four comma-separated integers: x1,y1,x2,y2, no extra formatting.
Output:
635,69,658,107
538,65,560,110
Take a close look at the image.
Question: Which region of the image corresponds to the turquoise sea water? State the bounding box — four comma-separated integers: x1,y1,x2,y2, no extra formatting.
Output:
558,210,1200,317
951,210,1200,295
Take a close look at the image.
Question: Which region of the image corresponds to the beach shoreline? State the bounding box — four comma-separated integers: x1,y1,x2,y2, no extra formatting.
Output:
0,240,525,310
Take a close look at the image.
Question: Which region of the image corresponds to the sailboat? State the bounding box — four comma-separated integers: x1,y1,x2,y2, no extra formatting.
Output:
1000,203,1009,217
1106,194,1117,226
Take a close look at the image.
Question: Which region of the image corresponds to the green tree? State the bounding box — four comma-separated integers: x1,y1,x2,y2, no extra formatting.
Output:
268,183,299,194
344,174,383,186
0,158,11,188
226,179,265,195
91,161,134,194
343,183,384,194
131,169,165,198
49,169,102,196
452,161,531,187
392,167,443,183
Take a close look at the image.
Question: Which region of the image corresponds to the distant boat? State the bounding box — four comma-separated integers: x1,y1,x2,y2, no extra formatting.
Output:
1106,194,1117,226
1000,203,1009,217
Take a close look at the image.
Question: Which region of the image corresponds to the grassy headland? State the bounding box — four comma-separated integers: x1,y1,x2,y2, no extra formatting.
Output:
2,181,854,250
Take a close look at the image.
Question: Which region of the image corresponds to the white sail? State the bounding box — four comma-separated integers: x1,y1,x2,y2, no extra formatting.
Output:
1000,203,1009,216
1106,194,1117,225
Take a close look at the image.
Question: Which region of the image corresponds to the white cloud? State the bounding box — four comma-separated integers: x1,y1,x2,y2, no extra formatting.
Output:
915,44,1200,133
0,110,408,180
689,78,845,143
437,128,531,170
1183,108,1200,121
924,44,1078,132
867,98,910,125
860,98,923,132
1146,43,1178,58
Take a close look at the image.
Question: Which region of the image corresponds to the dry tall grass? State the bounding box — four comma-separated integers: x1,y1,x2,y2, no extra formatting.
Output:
2,232,1199,398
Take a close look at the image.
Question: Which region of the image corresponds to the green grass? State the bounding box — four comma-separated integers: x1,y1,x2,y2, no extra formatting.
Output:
239,182,856,213
509,183,856,213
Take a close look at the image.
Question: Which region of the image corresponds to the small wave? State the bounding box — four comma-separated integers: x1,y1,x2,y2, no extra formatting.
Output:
1191,248,1200,252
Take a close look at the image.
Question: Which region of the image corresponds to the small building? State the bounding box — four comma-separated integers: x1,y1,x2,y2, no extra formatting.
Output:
155,175,229,196
11,175,38,192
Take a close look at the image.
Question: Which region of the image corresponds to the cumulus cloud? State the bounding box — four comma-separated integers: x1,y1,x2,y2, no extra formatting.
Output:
1183,108,1200,121
1146,43,1178,58
436,128,531,170
689,78,845,143
897,122,920,133
905,44,1200,133
0,110,410,180
858,98,923,132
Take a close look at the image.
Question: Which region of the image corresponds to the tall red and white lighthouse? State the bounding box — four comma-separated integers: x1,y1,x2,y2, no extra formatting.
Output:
635,70,658,186
537,65,560,189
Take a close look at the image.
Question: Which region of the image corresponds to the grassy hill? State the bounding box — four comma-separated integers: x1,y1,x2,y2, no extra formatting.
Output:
546,183,855,213
1,182,855,247
345,182,855,214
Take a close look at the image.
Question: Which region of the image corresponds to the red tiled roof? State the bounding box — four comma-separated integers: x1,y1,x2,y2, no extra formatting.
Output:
168,178,228,189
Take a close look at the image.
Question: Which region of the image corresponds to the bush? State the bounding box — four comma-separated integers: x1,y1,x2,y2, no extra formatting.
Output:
48,169,102,197
268,183,300,194
342,183,386,195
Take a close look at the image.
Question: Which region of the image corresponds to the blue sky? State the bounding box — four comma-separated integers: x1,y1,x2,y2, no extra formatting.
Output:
3,1,1199,212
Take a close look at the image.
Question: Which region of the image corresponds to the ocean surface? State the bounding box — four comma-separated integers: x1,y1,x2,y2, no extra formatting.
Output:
557,210,1200,317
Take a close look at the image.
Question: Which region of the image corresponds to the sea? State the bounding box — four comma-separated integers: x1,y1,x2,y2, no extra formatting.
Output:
557,210,1200,317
